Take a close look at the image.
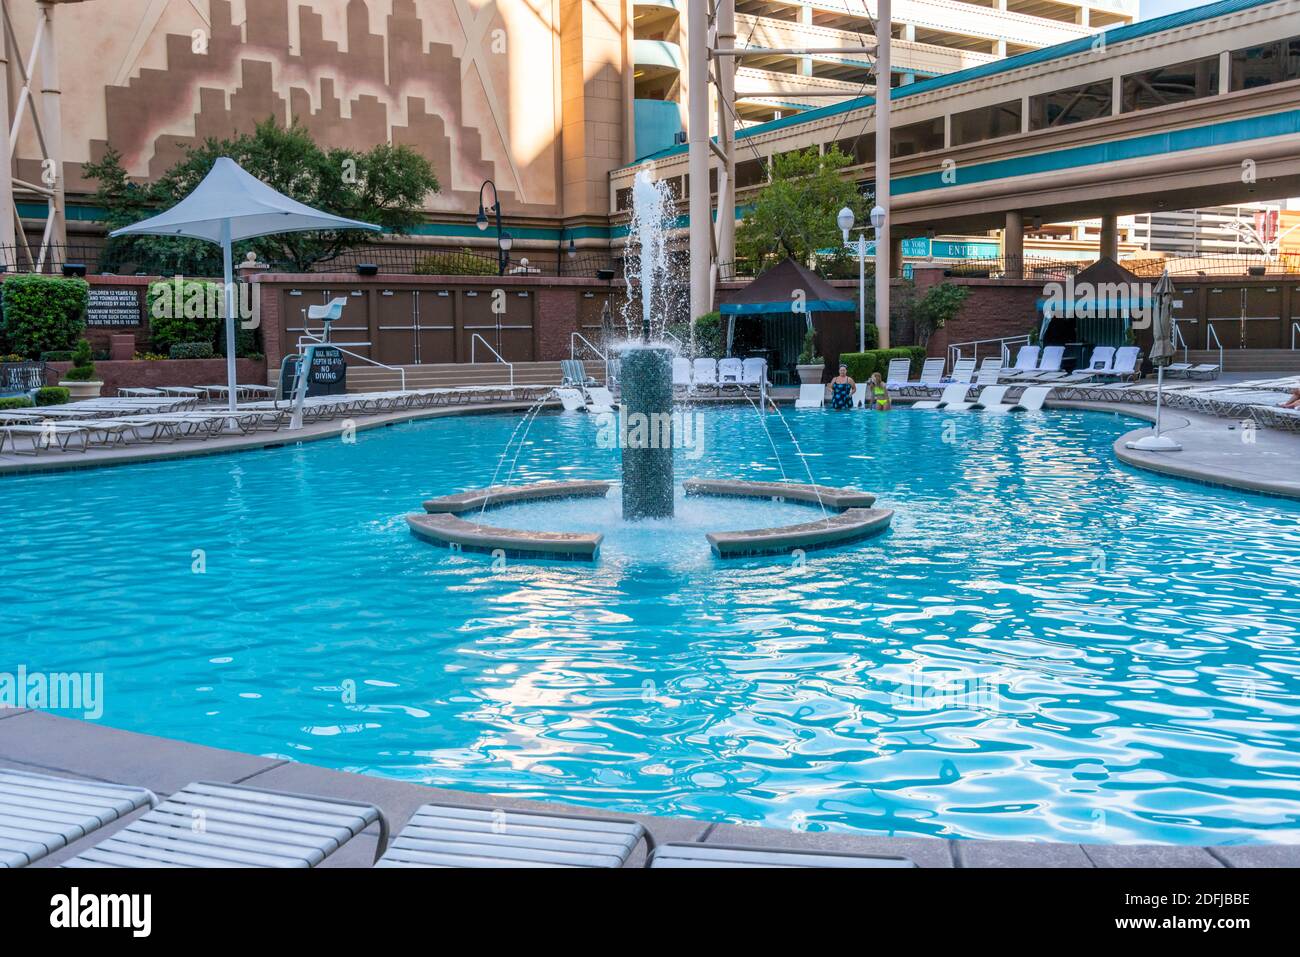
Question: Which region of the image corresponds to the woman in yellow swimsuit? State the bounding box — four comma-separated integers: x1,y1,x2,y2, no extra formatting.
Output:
868,372,891,411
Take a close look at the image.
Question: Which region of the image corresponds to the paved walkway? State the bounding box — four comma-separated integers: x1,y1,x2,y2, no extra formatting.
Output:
3,710,1294,867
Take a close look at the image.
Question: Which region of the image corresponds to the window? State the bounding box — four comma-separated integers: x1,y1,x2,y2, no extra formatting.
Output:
950,99,1023,145
1029,80,1113,130
1122,56,1220,112
891,118,944,158
735,157,766,189
829,134,876,166
616,187,632,211
1230,36,1300,90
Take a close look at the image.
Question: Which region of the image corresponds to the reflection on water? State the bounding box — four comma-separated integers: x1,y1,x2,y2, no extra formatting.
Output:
3,406,1299,845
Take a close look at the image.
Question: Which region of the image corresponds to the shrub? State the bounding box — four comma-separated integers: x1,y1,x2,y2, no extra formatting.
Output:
797,328,823,365
214,325,262,359
912,282,969,345
148,279,224,353
34,386,69,406
1,353,26,363
39,350,74,363
169,341,215,360
0,275,89,358
840,346,927,382
412,248,499,276
0,396,34,410
61,338,98,382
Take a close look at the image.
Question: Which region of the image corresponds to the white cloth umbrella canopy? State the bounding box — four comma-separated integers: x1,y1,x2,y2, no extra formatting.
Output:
110,157,380,411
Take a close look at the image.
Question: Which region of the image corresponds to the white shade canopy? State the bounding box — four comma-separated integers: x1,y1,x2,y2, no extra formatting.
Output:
109,157,381,243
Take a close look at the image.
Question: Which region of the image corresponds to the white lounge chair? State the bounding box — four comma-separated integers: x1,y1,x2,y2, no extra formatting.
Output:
1084,346,1116,373
692,357,718,393
852,383,868,408
63,781,389,868
1013,386,1053,411
585,387,616,414
1037,345,1065,373
0,769,158,868
561,359,597,387
946,358,977,384
740,358,768,390
1003,345,1040,379
672,357,692,391
377,802,652,868
555,388,586,411
905,358,946,393
884,358,913,390
795,384,825,408
946,384,1009,412
1187,363,1220,380
973,366,1001,386
717,357,743,389
1097,346,1141,381
913,383,970,409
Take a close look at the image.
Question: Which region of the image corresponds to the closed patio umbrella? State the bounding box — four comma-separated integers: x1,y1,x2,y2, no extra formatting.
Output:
1126,270,1182,452
111,158,381,412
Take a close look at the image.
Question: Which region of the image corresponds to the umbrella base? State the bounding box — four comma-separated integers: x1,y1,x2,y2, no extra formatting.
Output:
1125,434,1183,452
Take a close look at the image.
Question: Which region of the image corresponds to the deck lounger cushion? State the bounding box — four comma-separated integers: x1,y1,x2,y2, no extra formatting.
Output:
649,843,916,868
377,803,650,868
794,384,825,408
63,781,388,868
672,357,692,388
693,357,719,389
913,383,970,410
0,769,157,868
740,358,767,387
1036,345,1065,373
717,357,743,386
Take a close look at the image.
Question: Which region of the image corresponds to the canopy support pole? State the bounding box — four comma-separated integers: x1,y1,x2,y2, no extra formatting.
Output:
221,221,237,413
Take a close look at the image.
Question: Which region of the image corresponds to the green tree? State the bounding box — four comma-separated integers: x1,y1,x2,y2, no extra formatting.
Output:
85,120,440,274
912,281,970,345
735,146,867,274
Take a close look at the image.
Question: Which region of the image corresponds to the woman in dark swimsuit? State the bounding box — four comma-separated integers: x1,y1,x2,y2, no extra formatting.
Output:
829,364,856,410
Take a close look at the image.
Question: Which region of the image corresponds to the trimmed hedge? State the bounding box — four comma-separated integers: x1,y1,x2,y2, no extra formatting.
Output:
840,346,927,382
34,386,70,406
169,341,215,360
148,279,223,354
0,274,89,359
0,396,34,410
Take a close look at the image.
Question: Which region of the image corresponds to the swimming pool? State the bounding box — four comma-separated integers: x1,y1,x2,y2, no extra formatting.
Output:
5,406,1299,845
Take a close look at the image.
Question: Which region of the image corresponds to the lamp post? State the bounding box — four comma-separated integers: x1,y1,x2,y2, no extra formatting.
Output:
839,205,888,353
476,179,512,276
839,206,867,353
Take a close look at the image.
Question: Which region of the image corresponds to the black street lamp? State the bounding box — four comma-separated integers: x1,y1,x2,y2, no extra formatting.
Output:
477,179,512,276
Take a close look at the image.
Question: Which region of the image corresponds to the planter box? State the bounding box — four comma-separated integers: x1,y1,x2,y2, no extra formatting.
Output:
796,363,825,385
45,357,268,396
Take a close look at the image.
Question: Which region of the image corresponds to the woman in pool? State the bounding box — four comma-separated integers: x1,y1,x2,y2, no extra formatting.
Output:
868,372,891,411
829,364,856,410
1279,387,1300,409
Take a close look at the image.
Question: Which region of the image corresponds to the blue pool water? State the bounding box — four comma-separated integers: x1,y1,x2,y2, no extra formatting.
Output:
4,406,1299,845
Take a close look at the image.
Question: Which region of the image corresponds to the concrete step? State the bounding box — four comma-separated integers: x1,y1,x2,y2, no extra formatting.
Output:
345,361,566,392
1182,349,1300,372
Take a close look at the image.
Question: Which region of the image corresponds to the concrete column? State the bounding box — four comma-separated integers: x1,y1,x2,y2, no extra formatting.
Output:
1004,210,1024,279
799,4,813,77
38,2,67,250
0,9,16,267
1078,6,1090,26
1100,213,1119,260
621,0,636,164
874,0,891,350
687,0,711,325
717,0,737,273
1218,50,1231,94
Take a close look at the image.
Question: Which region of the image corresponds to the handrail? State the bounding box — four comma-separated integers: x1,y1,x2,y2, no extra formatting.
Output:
570,332,610,386
471,333,515,391
1206,323,1224,372
1172,320,1189,363
296,332,406,391
1292,322,1300,351
947,333,1031,372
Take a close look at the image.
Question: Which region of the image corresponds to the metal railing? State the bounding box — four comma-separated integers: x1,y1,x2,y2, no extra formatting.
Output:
295,332,406,392
470,334,515,391
569,332,610,385
1206,323,1224,372
0,361,47,394
947,333,1031,372
1173,321,1190,363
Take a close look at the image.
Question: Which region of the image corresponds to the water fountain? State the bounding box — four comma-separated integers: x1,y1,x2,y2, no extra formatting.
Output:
406,168,893,561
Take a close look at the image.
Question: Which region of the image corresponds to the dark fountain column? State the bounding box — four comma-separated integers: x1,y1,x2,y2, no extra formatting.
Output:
619,345,675,520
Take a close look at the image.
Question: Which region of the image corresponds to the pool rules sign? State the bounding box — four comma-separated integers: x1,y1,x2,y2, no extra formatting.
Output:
85,288,143,327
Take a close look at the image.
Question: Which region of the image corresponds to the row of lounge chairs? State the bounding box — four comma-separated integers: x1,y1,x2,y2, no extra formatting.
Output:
0,385,550,456
0,767,913,869
673,357,769,394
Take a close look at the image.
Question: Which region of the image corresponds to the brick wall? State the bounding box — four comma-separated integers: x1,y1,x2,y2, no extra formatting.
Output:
44,358,267,396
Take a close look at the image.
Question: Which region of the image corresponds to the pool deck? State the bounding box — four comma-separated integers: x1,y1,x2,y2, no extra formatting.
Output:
4,391,1298,501
2,709,1295,868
